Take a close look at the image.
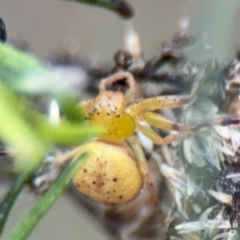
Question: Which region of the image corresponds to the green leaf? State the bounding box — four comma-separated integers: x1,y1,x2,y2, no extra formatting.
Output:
0,43,45,87
39,121,104,146
0,171,30,237
59,96,85,123
0,82,47,171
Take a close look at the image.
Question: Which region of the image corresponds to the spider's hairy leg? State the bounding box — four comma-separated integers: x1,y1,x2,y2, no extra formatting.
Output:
137,112,240,146
128,136,166,225
128,136,159,206
137,123,194,145
128,71,203,114
99,71,136,96
139,111,189,132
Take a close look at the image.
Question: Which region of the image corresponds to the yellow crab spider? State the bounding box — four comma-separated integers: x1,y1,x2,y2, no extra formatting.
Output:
72,71,203,206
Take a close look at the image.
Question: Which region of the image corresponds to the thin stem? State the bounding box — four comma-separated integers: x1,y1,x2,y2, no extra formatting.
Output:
67,0,134,19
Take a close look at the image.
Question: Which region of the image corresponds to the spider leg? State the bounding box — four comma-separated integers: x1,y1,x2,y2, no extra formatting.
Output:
128,136,166,226
128,137,159,206
139,111,189,132
137,123,194,145
99,71,136,97
137,113,240,145
128,71,203,114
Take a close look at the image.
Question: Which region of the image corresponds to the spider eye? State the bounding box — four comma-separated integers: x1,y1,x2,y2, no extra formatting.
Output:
0,17,7,42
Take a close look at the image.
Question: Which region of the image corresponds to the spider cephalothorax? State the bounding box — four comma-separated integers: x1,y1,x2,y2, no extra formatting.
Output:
81,89,135,141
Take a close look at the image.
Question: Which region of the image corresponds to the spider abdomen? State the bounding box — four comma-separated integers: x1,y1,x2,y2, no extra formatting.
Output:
73,141,143,205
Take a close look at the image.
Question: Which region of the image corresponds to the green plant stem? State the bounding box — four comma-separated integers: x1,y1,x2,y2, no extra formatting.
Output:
6,153,87,240
0,171,30,236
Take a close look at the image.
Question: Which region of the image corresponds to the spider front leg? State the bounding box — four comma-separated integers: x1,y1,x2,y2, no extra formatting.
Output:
128,70,204,115
99,71,136,97
125,71,204,145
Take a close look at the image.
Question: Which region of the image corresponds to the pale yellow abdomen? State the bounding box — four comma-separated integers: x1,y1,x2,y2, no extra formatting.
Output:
73,141,143,205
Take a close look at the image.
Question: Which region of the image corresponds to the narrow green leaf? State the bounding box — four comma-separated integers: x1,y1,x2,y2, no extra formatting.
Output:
0,171,30,237
38,121,104,146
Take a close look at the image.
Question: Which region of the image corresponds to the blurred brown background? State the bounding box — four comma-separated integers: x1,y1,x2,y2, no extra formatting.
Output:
0,0,239,239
